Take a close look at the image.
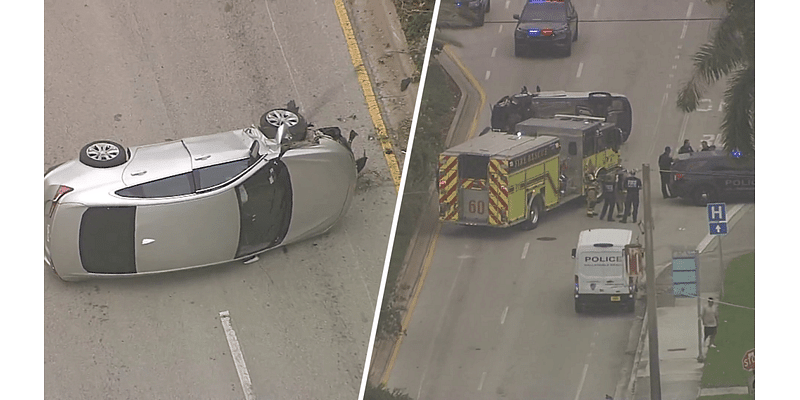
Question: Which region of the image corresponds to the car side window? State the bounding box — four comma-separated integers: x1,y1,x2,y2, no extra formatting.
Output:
193,158,251,191
116,172,194,198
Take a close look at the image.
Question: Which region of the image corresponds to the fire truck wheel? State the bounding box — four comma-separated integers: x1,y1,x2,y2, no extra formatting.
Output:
520,197,543,230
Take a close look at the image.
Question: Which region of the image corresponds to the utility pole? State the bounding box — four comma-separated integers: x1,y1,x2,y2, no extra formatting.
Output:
643,164,662,399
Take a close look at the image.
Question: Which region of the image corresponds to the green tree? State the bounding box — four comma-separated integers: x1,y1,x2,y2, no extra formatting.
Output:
677,0,754,155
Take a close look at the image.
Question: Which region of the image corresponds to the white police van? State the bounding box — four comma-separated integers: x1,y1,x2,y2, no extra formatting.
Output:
572,228,643,313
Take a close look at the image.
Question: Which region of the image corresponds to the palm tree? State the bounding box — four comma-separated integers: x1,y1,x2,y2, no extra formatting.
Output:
676,0,754,155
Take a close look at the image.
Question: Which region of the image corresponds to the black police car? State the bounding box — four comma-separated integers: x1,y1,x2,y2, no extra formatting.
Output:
454,1,491,27
513,0,578,57
670,150,754,206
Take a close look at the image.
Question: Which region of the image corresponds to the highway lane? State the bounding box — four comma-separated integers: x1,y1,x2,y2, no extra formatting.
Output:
388,1,737,399
44,1,395,399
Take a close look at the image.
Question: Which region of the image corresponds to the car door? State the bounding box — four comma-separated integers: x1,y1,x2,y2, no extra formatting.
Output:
134,188,241,273
234,159,293,258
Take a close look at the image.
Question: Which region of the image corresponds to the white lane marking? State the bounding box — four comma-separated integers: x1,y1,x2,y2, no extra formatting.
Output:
675,55,680,59
263,0,302,108
485,70,491,80
672,65,678,69
521,242,530,259
646,92,669,160
478,371,488,391
501,306,509,325
669,73,674,78
678,44,683,50
491,47,497,58
680,2,693,40
499,24,504,34
678,113,690,144
219,311,256,400
505,0,510,9
666,83,672,89
574,363,590,400
576,62,584,78
593,4,600,19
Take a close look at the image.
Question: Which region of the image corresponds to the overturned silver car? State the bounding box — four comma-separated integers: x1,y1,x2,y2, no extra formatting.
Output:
44,101,366,281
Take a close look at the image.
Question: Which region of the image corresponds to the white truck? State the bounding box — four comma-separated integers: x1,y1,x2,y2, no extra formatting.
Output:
571,228,643,313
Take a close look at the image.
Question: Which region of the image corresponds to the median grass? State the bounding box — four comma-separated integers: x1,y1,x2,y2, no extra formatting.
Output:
697,251,755,400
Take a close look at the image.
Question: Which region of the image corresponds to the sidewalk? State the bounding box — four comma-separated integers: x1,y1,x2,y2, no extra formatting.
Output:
629,204,755,399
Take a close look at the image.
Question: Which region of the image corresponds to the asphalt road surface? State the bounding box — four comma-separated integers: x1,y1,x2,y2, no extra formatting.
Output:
387,1,743,399
44,1,396,399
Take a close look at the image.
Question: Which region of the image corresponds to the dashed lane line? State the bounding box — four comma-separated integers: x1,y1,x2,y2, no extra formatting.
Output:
219,311,255,400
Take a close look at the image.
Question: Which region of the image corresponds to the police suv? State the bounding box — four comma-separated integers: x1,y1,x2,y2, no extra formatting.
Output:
670,150,754,206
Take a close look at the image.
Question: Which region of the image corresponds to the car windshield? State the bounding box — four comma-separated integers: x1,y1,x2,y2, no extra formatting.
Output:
520,3,566,22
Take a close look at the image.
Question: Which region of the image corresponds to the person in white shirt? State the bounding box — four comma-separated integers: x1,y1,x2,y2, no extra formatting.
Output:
701,297,719,349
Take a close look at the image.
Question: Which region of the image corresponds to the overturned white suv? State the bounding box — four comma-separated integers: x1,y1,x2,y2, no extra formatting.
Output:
44,101,366,281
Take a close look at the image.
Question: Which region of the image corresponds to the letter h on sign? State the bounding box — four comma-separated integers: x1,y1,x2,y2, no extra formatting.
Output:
707,203,726,222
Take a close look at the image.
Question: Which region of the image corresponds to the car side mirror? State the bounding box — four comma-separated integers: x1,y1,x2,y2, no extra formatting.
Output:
571,248,576,259
513,14,520,20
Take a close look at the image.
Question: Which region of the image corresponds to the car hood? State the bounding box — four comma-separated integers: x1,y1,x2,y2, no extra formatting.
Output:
281,136,358,244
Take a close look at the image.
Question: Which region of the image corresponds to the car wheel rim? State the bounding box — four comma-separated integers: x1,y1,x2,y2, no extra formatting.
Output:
266,110,299,128
531,205,539,224
86,142,120,161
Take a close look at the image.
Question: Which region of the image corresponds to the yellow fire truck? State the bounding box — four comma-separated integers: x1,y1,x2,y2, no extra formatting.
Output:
438,115,622,229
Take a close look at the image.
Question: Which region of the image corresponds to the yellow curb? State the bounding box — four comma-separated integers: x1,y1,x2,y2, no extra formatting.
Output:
333,0,402,193
380,222,442,384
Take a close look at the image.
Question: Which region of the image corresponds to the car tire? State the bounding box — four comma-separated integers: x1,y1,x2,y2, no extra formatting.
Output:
691,185,716,206
574,300,583,314
520,196,543,230
563,42,572,57
514,43,524,57
573,23,579,42
474,10,485,27
79,140,128,168
486,0,491,13
259,108,308,142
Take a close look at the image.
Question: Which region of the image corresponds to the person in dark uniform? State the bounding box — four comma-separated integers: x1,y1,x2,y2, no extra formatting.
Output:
598,173,617,221
658,146,673,199
615,167,627,218
678,139,694,154
621,170,642,223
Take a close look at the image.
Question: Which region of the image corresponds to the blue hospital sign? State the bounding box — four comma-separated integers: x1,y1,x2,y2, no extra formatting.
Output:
707,203,727,222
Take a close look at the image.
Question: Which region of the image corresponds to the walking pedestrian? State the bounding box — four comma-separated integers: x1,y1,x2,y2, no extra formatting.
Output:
678,139,694,154
620,170,642,223
702,297,719,350
658,146,673,199
598,174,617,221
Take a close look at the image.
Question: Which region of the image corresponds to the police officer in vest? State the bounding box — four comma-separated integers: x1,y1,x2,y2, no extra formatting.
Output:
615,167,627,219
621,170,642,223
598,173,617,222
585,172,601,217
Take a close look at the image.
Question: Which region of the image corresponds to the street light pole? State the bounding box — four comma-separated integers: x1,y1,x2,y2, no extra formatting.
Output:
643,163,662,399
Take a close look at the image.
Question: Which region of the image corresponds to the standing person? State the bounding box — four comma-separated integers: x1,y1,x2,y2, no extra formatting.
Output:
658,146,674,199
615,167,627,219
585,172,600,218
701,297,719,349
620,170,642,223
700,140,716,151
678,139,694,154
598,173,617,221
